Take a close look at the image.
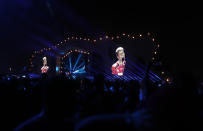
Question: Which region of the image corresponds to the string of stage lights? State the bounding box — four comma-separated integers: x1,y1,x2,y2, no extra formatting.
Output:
29,32,160,66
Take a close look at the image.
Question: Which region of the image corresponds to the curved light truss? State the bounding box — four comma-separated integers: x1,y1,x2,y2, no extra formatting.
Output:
28,32,160,71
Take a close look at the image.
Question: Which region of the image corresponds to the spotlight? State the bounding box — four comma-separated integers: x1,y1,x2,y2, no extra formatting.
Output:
22,75,26,78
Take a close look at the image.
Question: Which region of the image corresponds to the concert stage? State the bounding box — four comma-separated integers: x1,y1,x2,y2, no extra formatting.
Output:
27,33,172,84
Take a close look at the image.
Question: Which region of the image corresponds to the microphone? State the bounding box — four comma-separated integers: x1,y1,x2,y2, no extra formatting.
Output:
122,57,126,64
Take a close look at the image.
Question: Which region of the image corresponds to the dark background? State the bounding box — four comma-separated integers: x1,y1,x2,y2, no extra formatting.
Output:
0,0,202,79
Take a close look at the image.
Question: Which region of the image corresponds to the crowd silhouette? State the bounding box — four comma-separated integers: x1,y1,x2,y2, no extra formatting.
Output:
0,72,202,131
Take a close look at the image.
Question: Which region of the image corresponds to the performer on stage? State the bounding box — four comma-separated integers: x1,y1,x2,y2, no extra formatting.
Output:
112,47,126,76
41,57,49,74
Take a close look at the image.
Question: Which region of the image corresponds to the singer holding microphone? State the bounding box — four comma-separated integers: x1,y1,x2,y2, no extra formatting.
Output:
112,47,126,76
41,57,49,74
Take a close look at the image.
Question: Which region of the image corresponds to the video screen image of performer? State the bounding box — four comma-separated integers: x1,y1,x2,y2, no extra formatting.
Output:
41,57,49,74
112,47,126,76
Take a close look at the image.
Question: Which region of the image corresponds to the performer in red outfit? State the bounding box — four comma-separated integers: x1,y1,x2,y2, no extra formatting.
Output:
112,47,126,76
41,57,49,74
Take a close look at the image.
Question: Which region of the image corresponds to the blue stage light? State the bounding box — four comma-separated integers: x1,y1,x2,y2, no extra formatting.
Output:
65,53,86,78
73,54,82,70
60,52,65,55
109,86,114,92
69,55,72,71
139,88,143,101
56,66,59,72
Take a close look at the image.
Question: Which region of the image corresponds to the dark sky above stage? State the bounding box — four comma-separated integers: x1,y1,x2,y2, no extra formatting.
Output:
0,0,202,78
